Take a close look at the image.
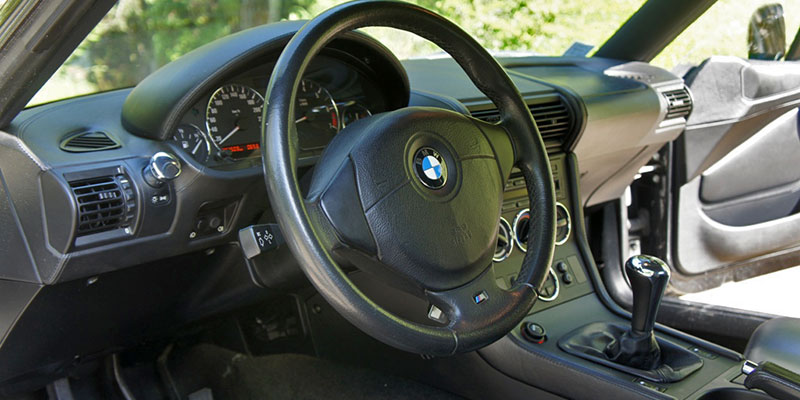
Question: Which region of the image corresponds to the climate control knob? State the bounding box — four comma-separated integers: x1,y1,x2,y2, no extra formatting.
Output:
143,152,181,187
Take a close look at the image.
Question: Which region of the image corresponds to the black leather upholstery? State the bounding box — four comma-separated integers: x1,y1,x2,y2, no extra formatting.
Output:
558,322,703,383
744,361,800,400
745,318,800,372
261,0,556,356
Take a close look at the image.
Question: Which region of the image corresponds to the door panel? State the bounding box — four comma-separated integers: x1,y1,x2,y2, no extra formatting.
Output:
675,56,800,276
678,178,800,274
700,109,800,205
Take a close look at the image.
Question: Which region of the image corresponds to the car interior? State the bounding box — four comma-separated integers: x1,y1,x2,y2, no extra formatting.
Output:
1,0,800,399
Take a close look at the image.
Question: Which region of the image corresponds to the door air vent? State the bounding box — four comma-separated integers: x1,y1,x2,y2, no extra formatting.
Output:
69,175,133,236
662,87,693,120
470,96,574,151
60,131,120,152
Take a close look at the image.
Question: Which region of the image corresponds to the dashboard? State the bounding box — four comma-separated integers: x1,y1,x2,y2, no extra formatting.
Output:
170,54,392,166
0,19,692,388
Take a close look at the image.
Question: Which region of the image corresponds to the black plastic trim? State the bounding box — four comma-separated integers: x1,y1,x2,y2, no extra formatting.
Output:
121,22,410,142
594,0,716,62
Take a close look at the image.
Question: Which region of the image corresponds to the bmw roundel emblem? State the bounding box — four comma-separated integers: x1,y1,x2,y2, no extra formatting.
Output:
414,147,447,189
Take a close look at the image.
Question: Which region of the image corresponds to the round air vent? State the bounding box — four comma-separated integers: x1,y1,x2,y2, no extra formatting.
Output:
513,208,531,253
494,217,513,262
555,202,571,246
538,268,560,302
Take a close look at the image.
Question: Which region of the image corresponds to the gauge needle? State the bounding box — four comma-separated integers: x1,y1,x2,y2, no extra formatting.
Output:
191,140,203,155
296,116,308,123
218,126,240,144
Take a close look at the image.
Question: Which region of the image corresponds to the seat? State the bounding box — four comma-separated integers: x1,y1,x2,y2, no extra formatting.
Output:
745,317,800,372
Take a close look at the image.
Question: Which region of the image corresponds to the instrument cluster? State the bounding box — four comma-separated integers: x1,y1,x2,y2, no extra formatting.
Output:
170,54,385,166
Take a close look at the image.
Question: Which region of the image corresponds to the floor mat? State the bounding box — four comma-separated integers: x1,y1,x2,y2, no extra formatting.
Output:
166,344,464,400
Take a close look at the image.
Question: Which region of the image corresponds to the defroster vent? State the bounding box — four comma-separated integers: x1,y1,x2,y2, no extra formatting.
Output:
69,173,135,237
60,131,120,153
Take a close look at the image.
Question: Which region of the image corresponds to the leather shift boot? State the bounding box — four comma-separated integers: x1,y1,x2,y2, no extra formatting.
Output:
605,330,661,371
558,322,703,383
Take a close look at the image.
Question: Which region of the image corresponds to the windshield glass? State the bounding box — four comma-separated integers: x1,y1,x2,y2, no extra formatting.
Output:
28,0,646,106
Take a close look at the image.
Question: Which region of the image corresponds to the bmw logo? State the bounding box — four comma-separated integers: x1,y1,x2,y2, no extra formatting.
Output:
413,147,447,189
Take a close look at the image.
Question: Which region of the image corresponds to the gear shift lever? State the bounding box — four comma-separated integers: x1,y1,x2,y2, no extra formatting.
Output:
626,254,671,337
559,254,702,382
602,254,671,370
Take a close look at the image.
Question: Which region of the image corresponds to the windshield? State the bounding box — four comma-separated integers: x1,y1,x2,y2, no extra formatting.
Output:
28,0,646,106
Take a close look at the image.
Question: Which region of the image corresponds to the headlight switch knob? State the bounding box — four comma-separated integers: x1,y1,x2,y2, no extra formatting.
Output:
143,152,181,187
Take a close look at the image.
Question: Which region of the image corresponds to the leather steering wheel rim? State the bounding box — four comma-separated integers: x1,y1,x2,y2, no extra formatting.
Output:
262,0,556,356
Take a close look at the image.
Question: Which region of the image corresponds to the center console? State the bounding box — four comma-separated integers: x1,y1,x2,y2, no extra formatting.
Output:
493,154,593,315
485,154,757,400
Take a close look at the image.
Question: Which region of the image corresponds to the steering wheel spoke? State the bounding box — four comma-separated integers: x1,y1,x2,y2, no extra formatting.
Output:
425,264,535,352
313,158,379,257
469,116,516,182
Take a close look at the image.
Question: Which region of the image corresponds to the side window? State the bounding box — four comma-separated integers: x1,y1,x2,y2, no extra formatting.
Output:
652,0,800,71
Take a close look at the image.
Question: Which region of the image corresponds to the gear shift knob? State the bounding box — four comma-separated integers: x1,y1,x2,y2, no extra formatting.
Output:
625,255,670,337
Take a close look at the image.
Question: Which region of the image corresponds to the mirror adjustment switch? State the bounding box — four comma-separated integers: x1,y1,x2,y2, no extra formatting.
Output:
239,224,285,259
555,261,568,273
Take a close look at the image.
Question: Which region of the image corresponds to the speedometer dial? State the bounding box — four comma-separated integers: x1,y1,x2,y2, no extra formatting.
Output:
206,84,264,159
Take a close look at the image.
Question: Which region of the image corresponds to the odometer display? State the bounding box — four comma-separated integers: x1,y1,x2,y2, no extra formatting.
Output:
221,142,260,155
206,84,264,159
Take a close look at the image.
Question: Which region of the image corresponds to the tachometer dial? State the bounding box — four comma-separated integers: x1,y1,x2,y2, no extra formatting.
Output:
172,124,210,163
295,79,340,150
342,103,372,127
206,84,264,159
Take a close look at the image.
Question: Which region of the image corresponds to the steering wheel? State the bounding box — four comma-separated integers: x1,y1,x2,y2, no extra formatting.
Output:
262,0,556,356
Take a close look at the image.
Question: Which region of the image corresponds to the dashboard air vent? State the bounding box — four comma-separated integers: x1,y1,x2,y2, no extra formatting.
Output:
662,88,693,120
470,96,574,151
529,99,572,143
60,131,120,152
69,176,126,236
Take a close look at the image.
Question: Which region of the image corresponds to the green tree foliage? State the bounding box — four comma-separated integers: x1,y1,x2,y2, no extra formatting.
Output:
31,0,800,106
71,0,646,91
288,0,645,60
71,0,281,91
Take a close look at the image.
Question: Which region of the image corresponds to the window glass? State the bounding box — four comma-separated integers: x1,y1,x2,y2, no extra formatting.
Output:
652,0,800,70
30,0,646,106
